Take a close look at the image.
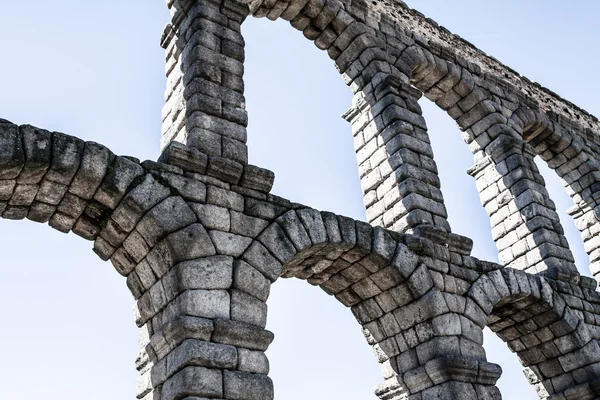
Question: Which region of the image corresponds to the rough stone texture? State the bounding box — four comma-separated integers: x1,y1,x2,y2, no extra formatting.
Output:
3,0,600,400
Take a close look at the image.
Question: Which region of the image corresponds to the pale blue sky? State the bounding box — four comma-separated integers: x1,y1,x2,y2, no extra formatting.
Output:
0,1,598,399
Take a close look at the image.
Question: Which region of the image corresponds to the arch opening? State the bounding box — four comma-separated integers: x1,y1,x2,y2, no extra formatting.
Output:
266,278,382,399
521,117,600,281
242,17,364,220
471,269,600,400
0,220,138,400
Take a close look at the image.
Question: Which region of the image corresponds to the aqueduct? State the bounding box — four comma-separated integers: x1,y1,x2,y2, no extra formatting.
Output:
2,0,600,399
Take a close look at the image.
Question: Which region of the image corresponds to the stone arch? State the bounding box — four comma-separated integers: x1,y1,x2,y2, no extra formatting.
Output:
161,0,399,161
247,0,402,92
390,42,579,279
470,268,600,399
511,106,600,280
162,0,461,239
237,208,503,400
0,119,145,247
0,119,162,397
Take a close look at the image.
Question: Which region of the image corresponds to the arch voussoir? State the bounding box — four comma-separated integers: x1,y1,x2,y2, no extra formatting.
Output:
471,268,600,399
241,202,503,399
0,120,154,242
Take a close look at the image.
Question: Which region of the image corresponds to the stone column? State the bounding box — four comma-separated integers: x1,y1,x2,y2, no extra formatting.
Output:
161,0,249,164
116,188,276,400
467,133,578,281
568,205,600,281
134,253,275,400
344,76,451,236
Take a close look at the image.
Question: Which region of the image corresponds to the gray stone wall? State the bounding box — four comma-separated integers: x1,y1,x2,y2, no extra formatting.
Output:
2,0,600,399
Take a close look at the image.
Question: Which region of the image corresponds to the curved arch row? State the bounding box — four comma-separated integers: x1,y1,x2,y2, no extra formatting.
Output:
3,0,600,399
2,116,600,399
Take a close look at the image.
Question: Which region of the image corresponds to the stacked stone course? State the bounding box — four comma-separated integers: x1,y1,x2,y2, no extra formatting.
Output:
3,0,600,399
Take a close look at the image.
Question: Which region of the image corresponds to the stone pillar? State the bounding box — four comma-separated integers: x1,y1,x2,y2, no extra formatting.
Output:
365,280,503,400
80,144,278,400
467,133,578,281
134,254,274,400
161,0,249,164
568,204,600,281
344,76,451,236
122,196,276,400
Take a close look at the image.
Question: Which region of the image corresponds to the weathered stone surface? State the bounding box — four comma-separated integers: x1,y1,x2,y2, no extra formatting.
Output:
111,174,171,232
160,172,207,202
166,339,237,377
191,203,230,231
231,289,267,327
0,122,24,180
238,348,269,374
212,319,274,351
136,196,197,246
233,260,271,302
162,366,222,400
18,125,51,184
5,2,600,400
224,371,274,400
69,141,113,199
173,255,233,290
208,230,252,257
239,164,274,193
242,241,283,282
45,132,84,185
93,156,144,209
178,289,230,319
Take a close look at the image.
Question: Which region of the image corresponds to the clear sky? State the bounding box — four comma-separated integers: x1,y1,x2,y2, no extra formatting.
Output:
0,1,599,399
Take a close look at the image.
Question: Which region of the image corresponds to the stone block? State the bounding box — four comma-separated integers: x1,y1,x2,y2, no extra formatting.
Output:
161,172,207,203
391,243,419,279
94,156,144,209
45,133,85,185
206,185,244,211
69,141,113,199
224,371,273,400
27,201,56,223
206,156,243,184
136,196,197,246
209,230,252,257
232,260,271,302
36,180,68,205
174,255,233,290
2,205,28,220
9,183,38,206
111,174,172,232
297,208,328,245
238,348,269,374
239,164,274,193
0,122,24,180
161,315,214,347
166,339,237,379
158,141,208,174
257,223,297,263
277,210,312,251
191,203,230,231
178,290,230,319
244,197,287,220
230,211,269,237
0,180,15,201
162,366,222,400
421,381,478,400
18,125,51,184
231,290,267,327
212,319,274,351
242,241,283,282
